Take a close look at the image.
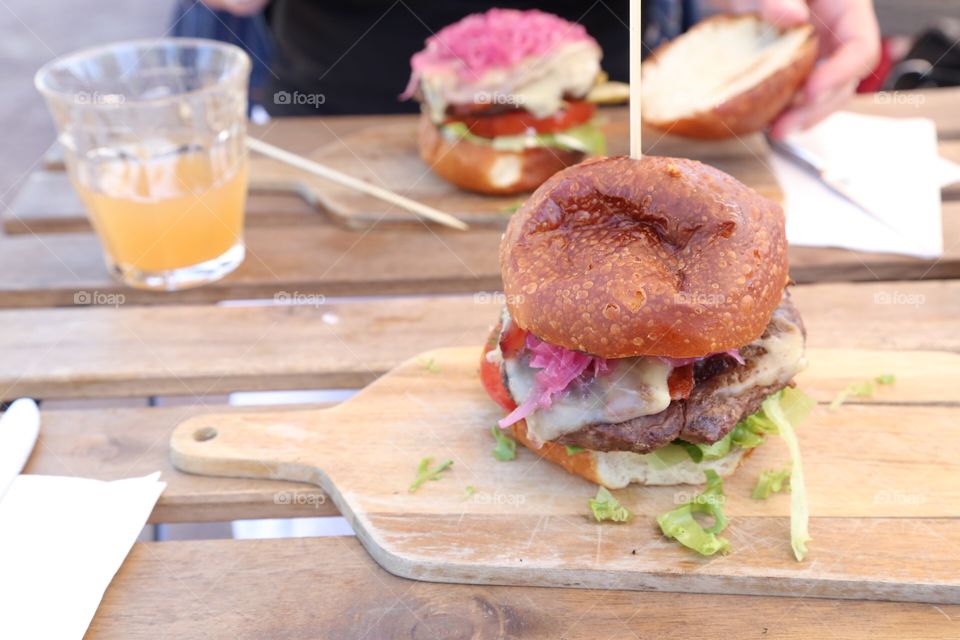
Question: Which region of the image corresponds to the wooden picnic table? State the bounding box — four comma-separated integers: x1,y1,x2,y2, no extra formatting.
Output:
5,87,960,638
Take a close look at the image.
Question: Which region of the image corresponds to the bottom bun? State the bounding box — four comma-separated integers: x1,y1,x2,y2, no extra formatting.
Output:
508,421,752,489
418,113,585,195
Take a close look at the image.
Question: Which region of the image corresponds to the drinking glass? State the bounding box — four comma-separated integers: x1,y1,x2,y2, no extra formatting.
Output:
35,38,251,290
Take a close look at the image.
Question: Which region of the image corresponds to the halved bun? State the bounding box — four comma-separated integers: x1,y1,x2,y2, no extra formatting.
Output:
508,420,751,489
418,112,585,195
501,155,788,359
642,13,817,139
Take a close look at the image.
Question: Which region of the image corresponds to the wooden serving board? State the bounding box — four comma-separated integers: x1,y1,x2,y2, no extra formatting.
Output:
171,346,960,604
247,114,783,229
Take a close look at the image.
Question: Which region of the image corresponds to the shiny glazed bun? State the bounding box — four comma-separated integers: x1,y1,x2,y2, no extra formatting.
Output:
500,155,788,358
418,112,585,195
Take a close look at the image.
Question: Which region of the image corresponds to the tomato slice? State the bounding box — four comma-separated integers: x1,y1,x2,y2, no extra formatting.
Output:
498,319,528,359
448,101,596,138
480,338,517,413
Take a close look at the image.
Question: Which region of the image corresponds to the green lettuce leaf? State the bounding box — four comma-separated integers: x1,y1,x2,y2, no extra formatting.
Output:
491,425,517,461
675,403,780,465
761,388,816,561
657,469,731,556
589,486,633,523
751,467,792,499
408,457,453,493
830,374,896,409
645,443,693,469
565,445,585,456
441,121,606,156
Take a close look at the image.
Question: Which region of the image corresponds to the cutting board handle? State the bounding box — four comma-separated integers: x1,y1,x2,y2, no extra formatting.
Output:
170,409,338,486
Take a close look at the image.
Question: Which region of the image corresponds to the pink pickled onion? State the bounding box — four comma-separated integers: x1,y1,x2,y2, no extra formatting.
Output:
499,335,609,429
402,9,595,99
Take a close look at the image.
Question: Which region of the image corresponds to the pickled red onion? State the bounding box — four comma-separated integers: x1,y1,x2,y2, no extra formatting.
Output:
498,334,609,428
403,9,595,98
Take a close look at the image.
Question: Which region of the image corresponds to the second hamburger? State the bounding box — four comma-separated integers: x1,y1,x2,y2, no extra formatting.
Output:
403,9,606,195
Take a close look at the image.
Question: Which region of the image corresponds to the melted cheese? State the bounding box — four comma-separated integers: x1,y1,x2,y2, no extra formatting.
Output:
504,354,672,444
722,314,807,396
422,40,602,122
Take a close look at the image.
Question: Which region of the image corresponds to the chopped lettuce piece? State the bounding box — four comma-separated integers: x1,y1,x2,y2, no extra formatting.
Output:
464,485,475,498
698,434,734,459
589,486,633,523
830,380,875,410
675,404,778,465
646,443,693,469
418,357,441,373
441,121,606,156
751,467,792,500
831,374,896,409
500,200,524,215
408,457,454,493
491,426,517,461
657,470,731,556
677,441,704,463
761,388,816,561
565,445,585,456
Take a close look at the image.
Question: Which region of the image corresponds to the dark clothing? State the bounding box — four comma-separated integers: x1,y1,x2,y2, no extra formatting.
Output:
171,1,275,107
264,0,695,116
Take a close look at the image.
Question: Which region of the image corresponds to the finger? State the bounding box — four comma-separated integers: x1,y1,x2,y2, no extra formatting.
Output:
769,82,855,138
760,0,810,27
805,39,880,101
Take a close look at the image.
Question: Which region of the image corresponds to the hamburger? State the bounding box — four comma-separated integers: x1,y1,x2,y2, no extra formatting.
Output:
480,155,807,488
402,9,606,195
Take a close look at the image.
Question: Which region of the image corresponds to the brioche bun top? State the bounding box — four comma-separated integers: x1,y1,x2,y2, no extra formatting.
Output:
500,155,788,358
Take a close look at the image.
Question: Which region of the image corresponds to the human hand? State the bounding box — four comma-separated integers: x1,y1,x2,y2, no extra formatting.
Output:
761,0,881,138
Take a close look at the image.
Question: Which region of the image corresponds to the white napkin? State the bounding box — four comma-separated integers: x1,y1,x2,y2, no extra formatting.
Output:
0,473,165,640
771,111,960,258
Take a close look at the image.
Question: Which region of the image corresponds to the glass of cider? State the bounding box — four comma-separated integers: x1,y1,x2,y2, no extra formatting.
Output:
35,39,251,291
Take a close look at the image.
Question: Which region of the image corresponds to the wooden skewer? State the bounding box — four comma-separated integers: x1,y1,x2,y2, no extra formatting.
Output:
629,0,643,159
246,137,469,231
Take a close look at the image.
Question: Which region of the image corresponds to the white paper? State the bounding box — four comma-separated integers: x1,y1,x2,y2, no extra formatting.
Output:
772,111,958,258
0,473,165,640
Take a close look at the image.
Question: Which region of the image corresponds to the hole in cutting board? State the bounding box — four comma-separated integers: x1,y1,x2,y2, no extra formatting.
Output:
194,426,218,442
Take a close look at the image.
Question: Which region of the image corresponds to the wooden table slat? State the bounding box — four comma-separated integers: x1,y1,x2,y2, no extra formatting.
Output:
86,536,960,639
0,200,958,308
1,279,958,402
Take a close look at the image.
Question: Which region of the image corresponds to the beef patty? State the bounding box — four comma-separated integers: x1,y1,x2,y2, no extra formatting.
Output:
549,296,806,454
